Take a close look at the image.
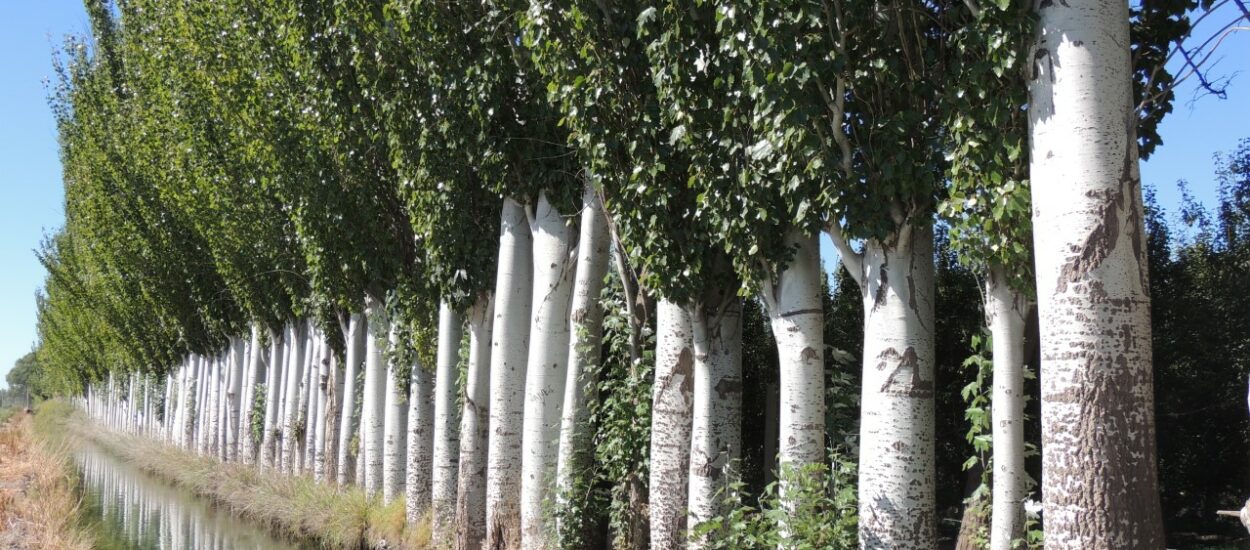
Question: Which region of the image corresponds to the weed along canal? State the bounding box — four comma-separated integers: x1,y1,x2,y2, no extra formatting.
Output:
75,443,313,549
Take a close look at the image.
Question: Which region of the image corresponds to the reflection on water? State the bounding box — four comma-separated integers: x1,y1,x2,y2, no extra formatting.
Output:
76,445,311,549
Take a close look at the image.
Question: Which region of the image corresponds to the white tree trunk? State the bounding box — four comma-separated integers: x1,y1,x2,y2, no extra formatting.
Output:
300,330,319,473
314,331,331,481
1029,1,1164,545
221,354,232,458
104,374,112,429
218,352,231,459
325,349,344,482
240,325,264,464
176,364,187,445
555,184,610,538
144,375,152,436
457,294,494,550
226,337,245,462
854,223,936,549
363,302,390,496
431,302,464,534
687,296,744,547
764,230,827,471
163,373,174,443
986,266,1029,550
407,350,436,521
237,337,254,454
189,358,200,451
384,325,410,503
149,374,156,434
274,327,293,463
127,372,137,433
222,353,232,458
261,327,285,468
521,191,578,549
179,362,193,449
486,197,534,550
338,312,366,485
281,321,308,471
137,373,144,433
649,300,695,550
197,357,211,455
208,360,217,450
356,441,366,486
278,325,294,459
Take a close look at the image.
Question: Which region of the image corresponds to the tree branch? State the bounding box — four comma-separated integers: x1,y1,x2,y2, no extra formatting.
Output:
825,220,864,287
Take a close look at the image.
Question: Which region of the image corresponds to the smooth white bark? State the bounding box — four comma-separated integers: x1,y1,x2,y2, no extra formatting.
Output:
314,330,331,481
300,330,318,473
338,312,366,485
520,191,578,549
986,266,1028,550
179,361,194,449
486,198,534,549
765,230,826,473
854,223,936,549
431,302,464,533
457,294,494,550
555,185,610,539
163,373,174,443
226,337,245,462
274,328,292,463
297,326,317,473
240,325,264,464
196,357,210,455
407,349,435,521
383,325,409,503
217,353,229,459
325,349,344,482
261,328,285,468
649,300,695,550
281,321,308,471
237,336,254,456
687,296,744,547
1029,1,1164,545
206,357,216,455
127,372,137,433
363,303,390,496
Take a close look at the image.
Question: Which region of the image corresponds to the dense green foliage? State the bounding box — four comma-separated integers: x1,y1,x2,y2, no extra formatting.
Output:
1148,140,1250,544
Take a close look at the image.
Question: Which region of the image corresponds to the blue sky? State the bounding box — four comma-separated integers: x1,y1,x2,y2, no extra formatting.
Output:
0,1,89,389
0,3,1246,388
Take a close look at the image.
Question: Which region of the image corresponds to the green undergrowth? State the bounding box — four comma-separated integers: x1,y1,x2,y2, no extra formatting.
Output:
0,406,16,425
51,406,432,549
691,451,859,549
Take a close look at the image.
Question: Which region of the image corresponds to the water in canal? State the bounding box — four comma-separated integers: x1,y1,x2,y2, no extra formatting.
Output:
75,444,314,549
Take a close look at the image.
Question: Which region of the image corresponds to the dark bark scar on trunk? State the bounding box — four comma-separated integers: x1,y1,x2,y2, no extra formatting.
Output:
876,346,933,398
1056,188,1123,294
713,377,742,400
666,347,694,399
1121,110,1150,292
872,259,890,312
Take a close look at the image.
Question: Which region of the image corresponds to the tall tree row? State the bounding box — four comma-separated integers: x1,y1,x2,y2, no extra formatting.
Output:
32,0,1226,549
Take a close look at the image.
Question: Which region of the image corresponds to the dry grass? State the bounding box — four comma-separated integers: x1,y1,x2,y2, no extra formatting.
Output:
58,409,435,549
0,410,93,550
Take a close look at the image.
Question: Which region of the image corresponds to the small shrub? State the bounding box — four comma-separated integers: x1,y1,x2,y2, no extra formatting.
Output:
693,449,858,549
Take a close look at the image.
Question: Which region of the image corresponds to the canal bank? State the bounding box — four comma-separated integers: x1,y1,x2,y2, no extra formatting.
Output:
0,404,93,549
36,401,432,549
